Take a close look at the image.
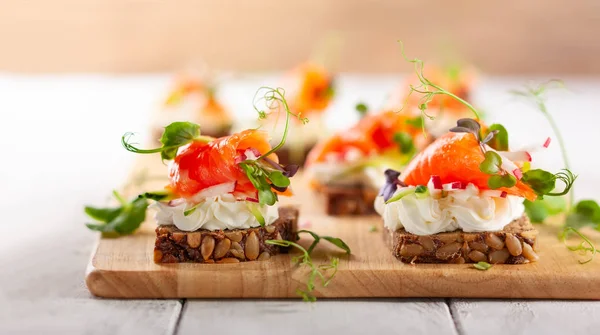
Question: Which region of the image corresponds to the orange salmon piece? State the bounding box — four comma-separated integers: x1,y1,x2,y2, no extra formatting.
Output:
168,129,281,199
402,132,537,201
306,111,425,165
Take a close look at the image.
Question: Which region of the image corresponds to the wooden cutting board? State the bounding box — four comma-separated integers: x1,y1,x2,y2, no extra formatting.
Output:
86,154,600,299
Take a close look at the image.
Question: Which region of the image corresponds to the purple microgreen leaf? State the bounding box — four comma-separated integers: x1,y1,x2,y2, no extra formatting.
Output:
384,169,401,183
283,164,300,177
379,183,398,202
271,184,288,192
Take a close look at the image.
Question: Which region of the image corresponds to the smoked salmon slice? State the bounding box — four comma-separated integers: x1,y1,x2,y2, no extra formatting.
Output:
306,111,426,165
401,132,537,201
168,129,279,198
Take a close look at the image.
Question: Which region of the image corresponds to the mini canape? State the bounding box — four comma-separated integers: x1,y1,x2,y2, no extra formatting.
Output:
305,110,428,215
376,118,572,264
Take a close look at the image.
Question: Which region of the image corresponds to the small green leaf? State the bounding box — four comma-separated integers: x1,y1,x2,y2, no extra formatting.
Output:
488,174,517,189
268,170,290,188
405,116,424,129
84,206,123,223
140,191,172,201
522,169,556,196
122,121,206,161
393,132,415,154
369,225,378,232
473,261,492,271
159,122,201,160
258,188,277,206
485,124,509,151
479,151,502,175
524,197,567,223
355,102,368,117
85,196,149,235
322,236,352,254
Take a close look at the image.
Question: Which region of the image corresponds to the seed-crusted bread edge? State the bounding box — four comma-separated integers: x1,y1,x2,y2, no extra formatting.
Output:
154,206,299,263
383,214,539,264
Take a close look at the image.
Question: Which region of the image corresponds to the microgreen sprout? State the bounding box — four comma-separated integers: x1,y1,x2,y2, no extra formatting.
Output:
560,226,597,264
266,230,351,301
397,41,481,134
122,122,213,161
237,87,306,205
473,261,492,271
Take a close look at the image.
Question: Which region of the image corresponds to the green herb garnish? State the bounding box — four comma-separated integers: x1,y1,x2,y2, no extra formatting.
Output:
369,225,378,232
512,80,597,260
355,102,368,117
560,227,597,264
237,87,306,205
484,124,509,151
524,197,567,223
405,116,424,129
393,132,415,154
122,121,213,161
385,185,428,204
473,261,492,271
85,190,150,235
397,41,481,134
266,230,351,301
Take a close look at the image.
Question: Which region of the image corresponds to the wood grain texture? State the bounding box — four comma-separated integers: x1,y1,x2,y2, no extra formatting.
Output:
86,154,600,299
450,300,600,335
1,0,599,74
179,300,458,335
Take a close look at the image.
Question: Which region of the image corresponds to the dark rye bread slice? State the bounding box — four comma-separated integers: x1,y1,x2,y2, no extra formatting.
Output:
154,206,298,263
314,183,379,216
384,215,539,264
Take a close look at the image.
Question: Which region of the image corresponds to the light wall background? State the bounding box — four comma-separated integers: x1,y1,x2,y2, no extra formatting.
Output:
1,0,599,74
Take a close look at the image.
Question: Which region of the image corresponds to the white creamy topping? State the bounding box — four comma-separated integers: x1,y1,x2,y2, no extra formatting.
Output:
375,183,525,235
151,194,279,231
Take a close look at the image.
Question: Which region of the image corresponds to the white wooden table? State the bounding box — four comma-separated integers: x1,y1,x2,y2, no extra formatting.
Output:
1,74,599,335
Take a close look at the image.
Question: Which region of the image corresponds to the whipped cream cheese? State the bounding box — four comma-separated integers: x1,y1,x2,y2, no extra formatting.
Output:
375,183,525,235
152,194,279,231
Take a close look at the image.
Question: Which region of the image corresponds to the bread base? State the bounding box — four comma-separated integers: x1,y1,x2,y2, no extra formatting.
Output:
154,206,298,263
384,215,539,264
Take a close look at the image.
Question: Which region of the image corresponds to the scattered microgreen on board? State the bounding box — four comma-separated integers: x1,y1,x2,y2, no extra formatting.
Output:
473,261,492,271
266,230,351,301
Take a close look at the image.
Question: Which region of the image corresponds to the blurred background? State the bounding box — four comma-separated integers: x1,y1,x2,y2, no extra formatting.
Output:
1,0,599,74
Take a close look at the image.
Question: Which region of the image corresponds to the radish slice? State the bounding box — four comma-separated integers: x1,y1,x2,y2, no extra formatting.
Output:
190,182,236,202
497,151,532,162
428,175,443,190
482,190,508,198
543,137,551,148
245,197,259,203
513,169,523,180
442,181,463,191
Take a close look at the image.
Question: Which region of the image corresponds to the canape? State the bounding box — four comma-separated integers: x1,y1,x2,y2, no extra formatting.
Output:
87,88,303,264
376,118,571,264
265,62,335,165
155,72,232,139
305,110,428,215
386,65,477,138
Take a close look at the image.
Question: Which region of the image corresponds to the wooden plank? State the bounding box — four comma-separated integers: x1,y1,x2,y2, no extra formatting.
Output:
0,223,185,334
449,300,600,335
85,154,600,299
179,299,457,335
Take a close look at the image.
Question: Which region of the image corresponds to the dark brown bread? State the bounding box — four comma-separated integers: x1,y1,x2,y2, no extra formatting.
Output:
315,183,378,215
277,143,316,166
384,215,539,264
154,206,298,263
